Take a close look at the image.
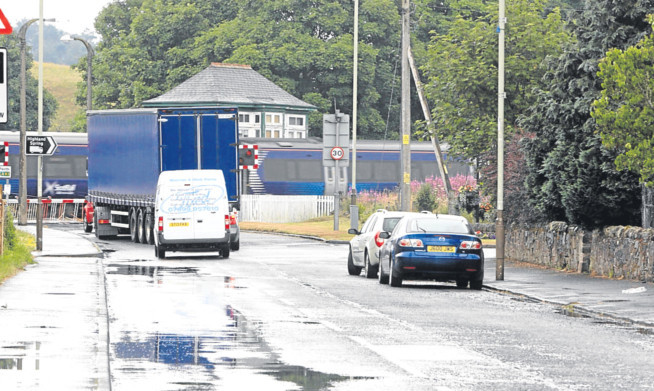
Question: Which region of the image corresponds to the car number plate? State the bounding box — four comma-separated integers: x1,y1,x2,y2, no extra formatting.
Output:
427,246,456,253
169,222,189,227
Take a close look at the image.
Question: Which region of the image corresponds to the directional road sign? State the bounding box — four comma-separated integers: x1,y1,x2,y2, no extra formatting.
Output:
26,135,58,155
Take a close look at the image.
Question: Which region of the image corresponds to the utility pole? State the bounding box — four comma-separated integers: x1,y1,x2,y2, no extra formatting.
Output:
36,0,44,250
18,19,38,226
407,49,455,213
350,0,359,230
400,0,411,211
496,0,506,280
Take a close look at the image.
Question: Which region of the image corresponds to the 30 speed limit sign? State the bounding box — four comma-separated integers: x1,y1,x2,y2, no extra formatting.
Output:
330,147,344,160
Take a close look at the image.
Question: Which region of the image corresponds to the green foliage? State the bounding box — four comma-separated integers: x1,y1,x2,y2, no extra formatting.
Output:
415,183,436,212
88,0,405,138
593,18,654,186
0,228,35,284
420,0,570,167
519,0,649,228
4,210,16,250
0,33,58,131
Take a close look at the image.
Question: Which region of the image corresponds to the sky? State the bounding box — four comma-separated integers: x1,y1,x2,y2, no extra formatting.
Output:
0,0,114,35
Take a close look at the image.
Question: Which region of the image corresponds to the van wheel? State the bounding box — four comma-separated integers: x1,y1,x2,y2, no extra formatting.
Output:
137,209,146,244
144,212,154,245
130,209,139,243
155,245,165,259
222,247,230,259
230,240,240,251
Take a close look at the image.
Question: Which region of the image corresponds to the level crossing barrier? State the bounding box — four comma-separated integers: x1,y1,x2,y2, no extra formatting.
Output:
5,199,85,224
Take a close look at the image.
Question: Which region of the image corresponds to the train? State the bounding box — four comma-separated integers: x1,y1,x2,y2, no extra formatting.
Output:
0,131,471,199
0,131,88,199
241,137,472,195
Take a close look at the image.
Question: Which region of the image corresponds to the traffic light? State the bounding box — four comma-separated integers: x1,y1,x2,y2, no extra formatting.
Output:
0,141,7,166
238,144,258,169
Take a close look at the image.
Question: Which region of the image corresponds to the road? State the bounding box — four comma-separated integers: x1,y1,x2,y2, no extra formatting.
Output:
2,226,654,390
82,229,654,391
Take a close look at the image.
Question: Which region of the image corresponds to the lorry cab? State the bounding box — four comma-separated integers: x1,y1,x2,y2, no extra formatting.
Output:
154,170,231,259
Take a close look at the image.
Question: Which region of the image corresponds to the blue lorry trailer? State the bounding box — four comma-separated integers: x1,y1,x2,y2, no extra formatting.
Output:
87,107,239,244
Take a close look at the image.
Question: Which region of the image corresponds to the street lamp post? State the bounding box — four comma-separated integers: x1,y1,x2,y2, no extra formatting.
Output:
18,18,54,226
61,35,94,111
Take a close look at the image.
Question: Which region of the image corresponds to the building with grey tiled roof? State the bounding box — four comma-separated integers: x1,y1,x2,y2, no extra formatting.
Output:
142,63,317,138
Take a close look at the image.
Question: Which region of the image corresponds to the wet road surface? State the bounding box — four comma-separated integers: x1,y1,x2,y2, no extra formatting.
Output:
3,226,654,390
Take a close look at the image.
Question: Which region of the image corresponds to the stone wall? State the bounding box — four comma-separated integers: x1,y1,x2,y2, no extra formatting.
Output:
472,222,654,283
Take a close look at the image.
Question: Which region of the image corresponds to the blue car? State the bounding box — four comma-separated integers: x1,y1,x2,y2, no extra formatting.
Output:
378,214,484,289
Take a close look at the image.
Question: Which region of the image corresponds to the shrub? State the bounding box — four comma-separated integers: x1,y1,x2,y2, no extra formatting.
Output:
415,183,436,212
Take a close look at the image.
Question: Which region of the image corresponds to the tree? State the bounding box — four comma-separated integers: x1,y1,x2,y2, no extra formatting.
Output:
519,0,651,228
0,33,58,131
86,0,407,138
421,0,569,174
592,18,654,186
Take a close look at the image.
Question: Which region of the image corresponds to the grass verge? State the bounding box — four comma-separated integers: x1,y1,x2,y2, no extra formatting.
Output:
240,216,352,242
0,230,36,285
240,215,496,246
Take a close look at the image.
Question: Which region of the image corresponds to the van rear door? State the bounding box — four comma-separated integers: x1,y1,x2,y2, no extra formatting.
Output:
157,179,196,241
191,173,228,241
157,171,229,241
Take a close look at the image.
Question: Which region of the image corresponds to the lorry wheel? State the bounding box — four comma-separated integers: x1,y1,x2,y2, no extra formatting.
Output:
144,213,154,245
155,245,165,259
137,209,146,244
129,209,139,243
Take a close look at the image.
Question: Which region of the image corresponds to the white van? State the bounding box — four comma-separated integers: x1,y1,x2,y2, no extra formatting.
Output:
154,170,231,259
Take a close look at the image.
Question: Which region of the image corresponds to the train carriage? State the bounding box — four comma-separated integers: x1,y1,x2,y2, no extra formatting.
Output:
0,131,88,199
0,131,471,199
241,137,473,196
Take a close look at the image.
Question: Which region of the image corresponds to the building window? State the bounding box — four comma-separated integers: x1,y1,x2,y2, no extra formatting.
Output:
265,114,271,123
289,116,304,126
239,114,250,123
274,115,280,124
255,114,260,123
266,129,272,138
274,130,280,138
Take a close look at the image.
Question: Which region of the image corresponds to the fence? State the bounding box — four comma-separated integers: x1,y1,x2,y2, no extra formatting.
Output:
240,195,335,223
5,199,85,224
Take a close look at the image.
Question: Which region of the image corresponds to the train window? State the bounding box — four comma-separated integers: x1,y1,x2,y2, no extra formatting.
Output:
374,161,398,181
10,155,87,179
43,156,88,179
297,160,322,181
412,161,439,182
357,161,374,181
264,159,322,182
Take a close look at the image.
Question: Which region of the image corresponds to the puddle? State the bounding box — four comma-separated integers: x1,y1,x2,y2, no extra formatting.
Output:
106,265,199,277
113,307,354,389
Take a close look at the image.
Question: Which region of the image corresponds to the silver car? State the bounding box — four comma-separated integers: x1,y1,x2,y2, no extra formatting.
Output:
347,210,410,278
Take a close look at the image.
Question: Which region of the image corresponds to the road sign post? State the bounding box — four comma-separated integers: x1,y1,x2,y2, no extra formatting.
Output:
0,48,6,124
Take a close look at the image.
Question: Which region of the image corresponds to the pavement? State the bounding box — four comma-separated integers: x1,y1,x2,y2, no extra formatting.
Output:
0,225,108,390
0,226,652,388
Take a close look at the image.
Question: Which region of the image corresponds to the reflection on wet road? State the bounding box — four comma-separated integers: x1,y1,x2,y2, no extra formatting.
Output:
105,260,350,390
